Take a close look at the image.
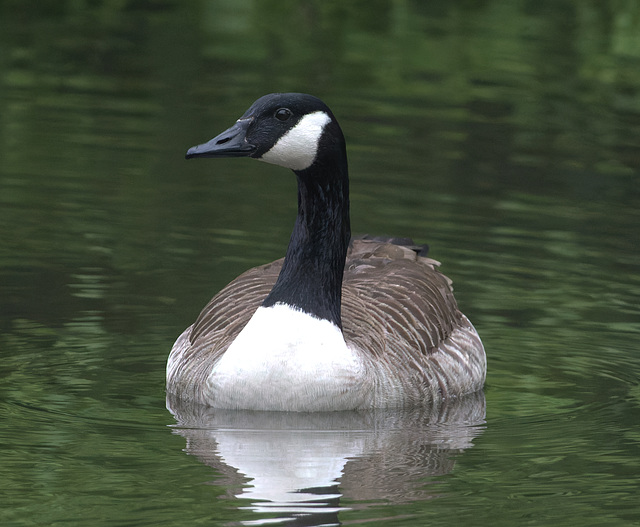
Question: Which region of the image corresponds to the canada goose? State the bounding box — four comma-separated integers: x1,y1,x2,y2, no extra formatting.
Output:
167,93,486,411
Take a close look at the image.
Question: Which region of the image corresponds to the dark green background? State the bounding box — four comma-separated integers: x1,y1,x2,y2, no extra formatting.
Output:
1,1,639,525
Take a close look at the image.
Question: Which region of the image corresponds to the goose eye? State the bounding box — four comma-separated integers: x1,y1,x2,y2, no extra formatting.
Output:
274,108,292,121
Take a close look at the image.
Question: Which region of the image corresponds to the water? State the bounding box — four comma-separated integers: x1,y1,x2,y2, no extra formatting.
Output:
1,1,639,526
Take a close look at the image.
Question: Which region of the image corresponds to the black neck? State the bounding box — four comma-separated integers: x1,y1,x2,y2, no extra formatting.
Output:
262,144,350,329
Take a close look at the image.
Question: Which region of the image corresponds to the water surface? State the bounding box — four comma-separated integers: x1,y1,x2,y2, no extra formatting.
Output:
1,1,639,526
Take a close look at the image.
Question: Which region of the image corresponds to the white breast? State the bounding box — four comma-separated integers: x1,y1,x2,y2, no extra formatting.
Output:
206,304,367,411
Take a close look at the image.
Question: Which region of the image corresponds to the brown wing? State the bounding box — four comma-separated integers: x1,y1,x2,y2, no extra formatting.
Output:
340,239,484,404
342,239,461,358
167,259,283,403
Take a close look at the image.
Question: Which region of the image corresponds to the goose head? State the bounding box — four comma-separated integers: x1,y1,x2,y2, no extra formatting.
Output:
186,93,345,173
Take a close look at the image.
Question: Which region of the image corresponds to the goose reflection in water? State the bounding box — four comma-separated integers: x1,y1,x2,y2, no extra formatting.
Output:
167,392,486,526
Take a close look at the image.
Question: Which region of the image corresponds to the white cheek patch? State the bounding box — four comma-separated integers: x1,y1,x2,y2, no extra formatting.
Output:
259,111,331,171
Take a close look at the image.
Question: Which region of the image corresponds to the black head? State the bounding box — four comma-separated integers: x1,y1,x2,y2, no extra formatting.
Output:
186,93,345,172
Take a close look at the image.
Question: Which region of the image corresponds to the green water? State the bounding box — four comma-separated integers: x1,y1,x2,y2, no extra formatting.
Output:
1,1,639,526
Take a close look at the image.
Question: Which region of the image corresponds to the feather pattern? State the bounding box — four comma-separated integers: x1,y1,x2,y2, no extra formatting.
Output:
167,238,485,408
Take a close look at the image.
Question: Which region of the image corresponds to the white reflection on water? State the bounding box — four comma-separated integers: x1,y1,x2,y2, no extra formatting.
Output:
168,393,486,526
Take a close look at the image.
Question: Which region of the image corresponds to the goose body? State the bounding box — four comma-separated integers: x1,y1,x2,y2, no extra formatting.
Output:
167,93,486,411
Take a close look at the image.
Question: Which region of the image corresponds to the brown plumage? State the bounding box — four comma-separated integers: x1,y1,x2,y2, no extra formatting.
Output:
167,238,485,407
